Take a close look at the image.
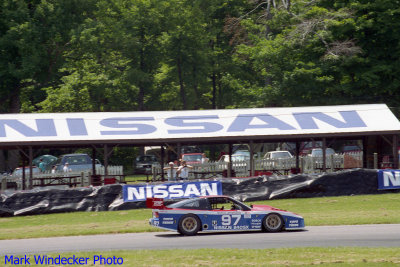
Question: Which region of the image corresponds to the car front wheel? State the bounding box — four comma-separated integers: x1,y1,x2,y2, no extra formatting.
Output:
178,214,201,236
263,213,283,232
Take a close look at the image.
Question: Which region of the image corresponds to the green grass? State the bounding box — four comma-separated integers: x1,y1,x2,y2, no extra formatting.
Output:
124,174,152,183
0,209,155,240
2,193,400,266
1,248,400,266
255,193,400,226
1,193,400,240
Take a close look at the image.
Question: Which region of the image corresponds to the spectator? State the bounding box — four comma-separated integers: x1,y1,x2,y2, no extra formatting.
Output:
51,165,57,174
177,160,193,181
38,159,46,172
63,162,71,173
201,153,209,163
164,162,178,181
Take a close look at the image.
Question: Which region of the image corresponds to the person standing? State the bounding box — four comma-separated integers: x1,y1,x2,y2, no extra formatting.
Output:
201,153,209,163
51,165,57,174
164,162,178,181
38,159,46,172
177,160,193,181
63,162,71,173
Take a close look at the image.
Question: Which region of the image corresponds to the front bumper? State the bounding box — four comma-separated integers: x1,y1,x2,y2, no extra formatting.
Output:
284,216,305,230
149,217,159,227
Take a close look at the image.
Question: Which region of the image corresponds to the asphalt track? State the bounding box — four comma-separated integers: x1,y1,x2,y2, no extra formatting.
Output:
1,224,400,255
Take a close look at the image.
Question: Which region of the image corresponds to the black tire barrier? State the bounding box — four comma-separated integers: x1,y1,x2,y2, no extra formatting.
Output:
1,169,399,216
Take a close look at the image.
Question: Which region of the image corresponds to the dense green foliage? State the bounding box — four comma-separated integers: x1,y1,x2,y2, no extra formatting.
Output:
1,0,399,115
1,0,399,171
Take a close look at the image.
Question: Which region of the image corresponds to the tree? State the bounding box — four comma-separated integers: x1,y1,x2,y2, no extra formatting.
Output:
0,0,97,169
39,0,168,112
224,1,365,107
153,0,211,110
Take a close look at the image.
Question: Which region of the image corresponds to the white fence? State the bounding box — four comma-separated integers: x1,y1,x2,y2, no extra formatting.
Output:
0,152,365,189
1,165,124,190
153,152,363,180
298,152,363,172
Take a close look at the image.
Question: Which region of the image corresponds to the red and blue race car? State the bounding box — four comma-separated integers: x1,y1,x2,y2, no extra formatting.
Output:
148,195,305,235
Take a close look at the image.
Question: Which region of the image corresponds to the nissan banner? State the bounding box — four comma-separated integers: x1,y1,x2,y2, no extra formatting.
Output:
123,181,222,202
377,170,400,190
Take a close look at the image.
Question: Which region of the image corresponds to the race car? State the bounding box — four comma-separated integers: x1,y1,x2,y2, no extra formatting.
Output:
147,195,305,235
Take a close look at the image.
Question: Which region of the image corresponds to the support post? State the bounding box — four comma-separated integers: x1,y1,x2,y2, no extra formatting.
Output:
92,147,96,175
1,175,6,190
322,138,327,172
29,146,33,189
362,137,367,168
21,150,26,190
161,145,165,181
249,141,254,176
295,141,300,173
104,144,108,176
227,143,232,177
393,135,399,169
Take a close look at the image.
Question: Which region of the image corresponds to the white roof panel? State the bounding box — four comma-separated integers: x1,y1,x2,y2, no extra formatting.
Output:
0,104,399,145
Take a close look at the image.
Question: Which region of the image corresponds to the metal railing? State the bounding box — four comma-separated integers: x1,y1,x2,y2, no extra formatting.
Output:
1,165,124,190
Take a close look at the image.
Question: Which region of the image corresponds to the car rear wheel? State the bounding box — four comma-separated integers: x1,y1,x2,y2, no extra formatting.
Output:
263,213,283,232
178,214,201,236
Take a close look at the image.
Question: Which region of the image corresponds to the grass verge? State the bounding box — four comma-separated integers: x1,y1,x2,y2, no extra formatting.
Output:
124,175,150,183
1,193,400,240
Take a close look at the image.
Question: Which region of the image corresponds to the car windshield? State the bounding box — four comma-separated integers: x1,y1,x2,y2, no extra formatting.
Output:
208,197,251,211
167,198,209,210
232,155,249,161
12,167,40,176
311,148,335,156
182,154,202,162
270,152,292,159
63,155,91,165
223,155,249,162
233,150,250,157
33,155,57,165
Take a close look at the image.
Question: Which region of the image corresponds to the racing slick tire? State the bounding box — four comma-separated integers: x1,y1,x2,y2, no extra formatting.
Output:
178,214,201,236
263,213,284,232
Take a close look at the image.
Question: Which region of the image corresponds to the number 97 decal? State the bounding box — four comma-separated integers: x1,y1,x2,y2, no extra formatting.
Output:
221,215,241,226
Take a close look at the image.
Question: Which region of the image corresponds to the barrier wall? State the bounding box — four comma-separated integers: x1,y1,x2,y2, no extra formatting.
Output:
1,169,399,216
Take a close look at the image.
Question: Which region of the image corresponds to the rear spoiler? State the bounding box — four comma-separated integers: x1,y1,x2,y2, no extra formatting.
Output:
146,198,165,209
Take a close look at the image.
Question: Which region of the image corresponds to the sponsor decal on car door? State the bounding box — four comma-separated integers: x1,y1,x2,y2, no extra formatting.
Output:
209,211,249,231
